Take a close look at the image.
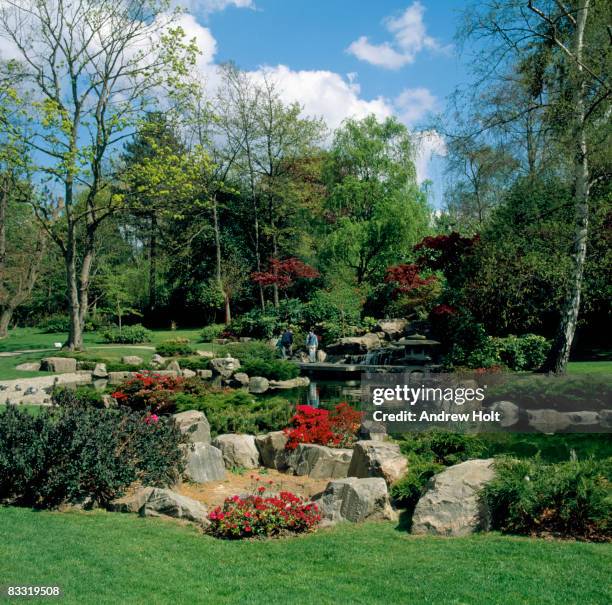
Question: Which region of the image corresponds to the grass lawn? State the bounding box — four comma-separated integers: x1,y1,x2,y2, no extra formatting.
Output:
567,360,612,374
1,508,610,605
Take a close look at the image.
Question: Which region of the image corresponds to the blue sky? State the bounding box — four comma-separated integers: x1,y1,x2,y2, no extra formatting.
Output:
178,0,472,206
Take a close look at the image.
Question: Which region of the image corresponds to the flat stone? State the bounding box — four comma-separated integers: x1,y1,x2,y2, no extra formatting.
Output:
108,371,135,385
287,444,352,479
108,487,154,513
212,434,261,469
140,488,209,526
412,459,495,536
230,372,250,387
348,441,407,485
196,350,214,358
15,362,41,372
248,376,269,394
269,376,310,389
173,410,211,444
196,369,213,380
182,369,196,378
92,363,108,379
122,355,143,366
183,443,226,483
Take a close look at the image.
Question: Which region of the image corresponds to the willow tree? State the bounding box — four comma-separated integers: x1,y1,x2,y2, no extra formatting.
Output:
0,0,198,349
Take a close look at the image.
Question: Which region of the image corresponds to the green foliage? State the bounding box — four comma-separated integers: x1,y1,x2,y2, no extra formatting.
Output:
493,334,550,371
101,324,152,344
390,454,443,511
174,391,292,437
199,324,226,342
240,358,300,380
176,356,211,371
226,308,280,340
0,404,186,508
37,315,70,333
483,457,612,541
51,387,105,409
398,430,487,466
156,339,194,357
215,341,279,364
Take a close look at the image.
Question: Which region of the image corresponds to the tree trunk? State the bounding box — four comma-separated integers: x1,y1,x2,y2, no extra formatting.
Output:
544,0,590,374
272,232,279,308
65,239,83,351
0,307,13,338
224,294,231,324
149,213,157,313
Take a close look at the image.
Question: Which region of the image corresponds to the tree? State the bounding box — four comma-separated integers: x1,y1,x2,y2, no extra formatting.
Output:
457,0,611,372
321,115,430,285
0,0,198,349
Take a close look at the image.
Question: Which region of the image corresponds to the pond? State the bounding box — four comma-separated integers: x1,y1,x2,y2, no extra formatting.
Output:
263,379,363,409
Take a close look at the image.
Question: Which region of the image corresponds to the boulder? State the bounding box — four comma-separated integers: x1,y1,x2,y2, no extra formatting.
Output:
230,372,250,388
269,376,310,389
108,371,136,385
326,333,382,355
196,369,213,380
412,458,495,536
140,488,209,526
166,360,181,373
183,443,226,483
348,441,407,485
287,444,352,479
373,319,408,339
182,369,196,378
563,411,600,426
212,434,260,469
358,419,387,442
313,477,397,524
196,350,214,358
150,354,165,368
490,401,520,428
527,409,571,433
210,356,240,378
122,355,143,366
15,362,41,371
40,357,77,373
255,431,289,470
92,363,108,379
316,350,327,362
108,487,154,513
172,410,211,444
248,376,269,394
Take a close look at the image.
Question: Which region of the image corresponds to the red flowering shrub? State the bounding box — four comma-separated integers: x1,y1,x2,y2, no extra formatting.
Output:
284,403,362,450
208,480,320,539
111,372,185,414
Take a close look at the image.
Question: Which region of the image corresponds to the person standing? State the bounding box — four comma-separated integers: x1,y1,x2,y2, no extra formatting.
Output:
306,329,318,363
280,326,294,359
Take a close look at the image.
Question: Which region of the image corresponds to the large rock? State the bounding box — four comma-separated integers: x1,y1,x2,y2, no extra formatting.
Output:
210,356,240,378
150,354,165,368
248,376,269,394
527,409,571,433
196,350,214,358
196,369,213,380
348,441,407,485
182,369,196,378
230,372,250,388
411,458,495,536
172,410,211,444
326,333,382,355
183,443,226,483
166,360,181,373
92,363,108,379
40,357,77,373
313,477,397,524
373,319,409,339
255,431,289,470
108,487,154,513
287,444,352,479
358,419,387,442
490,401,520,428
269,376,310,389
122,355,143,366
212,434,260,469
108,371,135,385
140,488,209,526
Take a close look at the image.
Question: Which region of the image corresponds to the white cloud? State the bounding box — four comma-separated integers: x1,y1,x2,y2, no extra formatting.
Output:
393,87,439,126
177,0,254,15
347,1,445,70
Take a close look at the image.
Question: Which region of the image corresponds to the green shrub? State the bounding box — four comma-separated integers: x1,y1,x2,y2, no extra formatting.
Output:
0,404,186,508
241,358,300,380
178,356,211,371
226,309,279,339
483,457,612,541
101,324,152,344
51,387,105,409
215,341,279,364
174,391,292,437
493,334,550,371
200,324,226,342
390,454,443,511
37,314,70,333
398,430,486,466
156,340,194,357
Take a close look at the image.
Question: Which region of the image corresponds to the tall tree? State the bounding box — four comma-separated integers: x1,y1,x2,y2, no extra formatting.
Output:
0,0,197,349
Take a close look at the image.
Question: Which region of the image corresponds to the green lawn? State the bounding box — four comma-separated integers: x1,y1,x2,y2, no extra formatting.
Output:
0,507,610,605
567,360,612,374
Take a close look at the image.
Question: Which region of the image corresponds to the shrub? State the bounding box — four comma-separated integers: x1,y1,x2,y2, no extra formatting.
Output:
398,430,486,466
51,386,105,409
226,308,279,339
215,341,279,364
493,334,550,371
177,356,211,371
0,404,186,508
174,391,292,437
208,480,320,539
284,403,362,450
37,314,70,333
482,457,611,541
101,324,152,344
156,340,194,357
111,372,185,414
200,324,226,342
390,454,443,511
241,358,300,381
